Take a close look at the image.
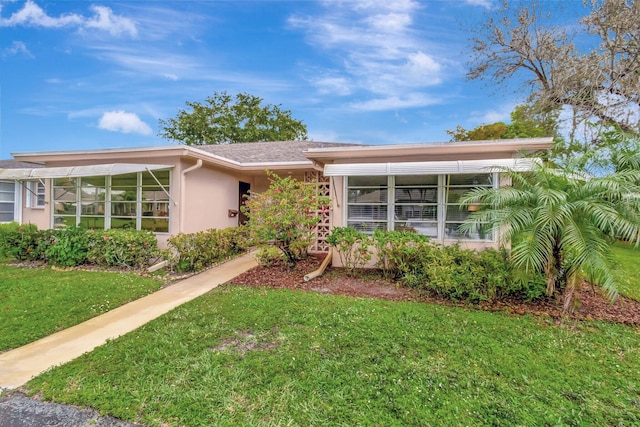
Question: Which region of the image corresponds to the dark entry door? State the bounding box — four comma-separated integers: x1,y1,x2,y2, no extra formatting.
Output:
238,181,250,225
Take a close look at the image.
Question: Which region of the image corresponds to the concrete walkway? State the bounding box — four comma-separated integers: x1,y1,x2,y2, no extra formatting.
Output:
0,252,257,390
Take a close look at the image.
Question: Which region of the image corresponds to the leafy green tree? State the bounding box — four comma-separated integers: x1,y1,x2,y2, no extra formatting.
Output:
447,104,559,142
460,149,640,312
159,91,308,145
447,122,509,141
243,171,329,268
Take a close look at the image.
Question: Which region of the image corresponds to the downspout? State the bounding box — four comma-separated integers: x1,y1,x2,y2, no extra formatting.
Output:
303,251,333,282
179,159,203,233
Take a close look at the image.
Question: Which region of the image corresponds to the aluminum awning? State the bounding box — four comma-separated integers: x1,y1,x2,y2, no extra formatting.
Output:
0,163,174,180
323,158,540,176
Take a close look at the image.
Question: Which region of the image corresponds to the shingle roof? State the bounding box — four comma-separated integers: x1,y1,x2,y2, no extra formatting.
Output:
0,160,43,169
194,141,365,163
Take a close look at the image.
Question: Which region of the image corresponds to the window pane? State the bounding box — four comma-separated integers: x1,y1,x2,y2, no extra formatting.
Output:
112,202,137,217
142,170,170,186
111,218,137,229
53,187,77,202
395,221,438,237
0,192,13,202
0,181,14,192
142,188,169,202
111,188,138,202
78,217,105,229
347,221,386,234
0,212,13,222
81,202,105,215
142,202,169,217
445,205,470,222
54,202,76,215
348,205,387,221
53,216,76,228
445,222,494,240
348,188,387,203
142,217,168,233
81,176,106,187
446,188,469,204
395,175,437,186
111,173,137,187
395,205,437,221
53,177,77,187
80,186,106,201
449,174,492,186
395,188,437,204
348,176,387,186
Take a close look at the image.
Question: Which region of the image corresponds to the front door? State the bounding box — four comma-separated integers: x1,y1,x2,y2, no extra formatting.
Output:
238,181,250,225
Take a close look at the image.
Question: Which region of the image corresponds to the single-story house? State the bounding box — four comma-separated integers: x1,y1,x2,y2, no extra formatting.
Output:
0,138,553,254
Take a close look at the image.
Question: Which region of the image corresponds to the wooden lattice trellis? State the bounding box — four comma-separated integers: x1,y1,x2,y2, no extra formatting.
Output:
304,170,331,253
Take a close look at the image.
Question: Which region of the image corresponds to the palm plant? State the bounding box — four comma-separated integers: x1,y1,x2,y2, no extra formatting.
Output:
460,152,640,312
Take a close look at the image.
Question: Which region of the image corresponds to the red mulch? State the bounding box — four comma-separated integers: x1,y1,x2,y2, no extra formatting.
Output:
229,254,640,325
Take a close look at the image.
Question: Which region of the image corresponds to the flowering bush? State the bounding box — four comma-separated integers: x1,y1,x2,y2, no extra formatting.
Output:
0,223,43,260
243,171,330,268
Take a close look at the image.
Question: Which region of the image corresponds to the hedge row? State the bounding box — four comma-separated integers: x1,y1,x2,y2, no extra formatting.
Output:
167,226,250,273
0,223,160,269
327,227,546,304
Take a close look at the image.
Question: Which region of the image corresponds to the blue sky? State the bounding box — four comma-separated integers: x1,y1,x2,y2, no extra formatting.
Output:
0,0,577,159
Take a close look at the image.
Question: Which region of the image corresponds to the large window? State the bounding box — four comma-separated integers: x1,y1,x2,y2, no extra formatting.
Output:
53,170,171,232
346,173,496,241
0,181,16,223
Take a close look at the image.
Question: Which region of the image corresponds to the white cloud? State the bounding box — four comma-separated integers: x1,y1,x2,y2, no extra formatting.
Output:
2,40,33,58
83,5,137,37
289,0,447,110
1,0,83,28
98,111,152,135
0,0,137,37
463,0,494,9
313,75,352,96
351,93,441,111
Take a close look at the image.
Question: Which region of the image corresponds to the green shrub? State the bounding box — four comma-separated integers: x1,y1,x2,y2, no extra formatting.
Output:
167,226,249,273
372,229,430,278
398,243,545,303
243,171,330,268
87,229,161,269
326,226,372,276
0,223,46,260
45,226,90,267
255,245,284,267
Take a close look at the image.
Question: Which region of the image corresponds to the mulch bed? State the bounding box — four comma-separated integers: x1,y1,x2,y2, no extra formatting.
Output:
229,254,640,326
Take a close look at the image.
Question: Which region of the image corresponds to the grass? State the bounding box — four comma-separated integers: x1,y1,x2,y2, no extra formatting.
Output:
25,286,640,426
0,262,164,352
611,241,640,301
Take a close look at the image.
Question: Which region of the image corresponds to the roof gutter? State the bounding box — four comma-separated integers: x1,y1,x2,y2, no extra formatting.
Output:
179,159,203,233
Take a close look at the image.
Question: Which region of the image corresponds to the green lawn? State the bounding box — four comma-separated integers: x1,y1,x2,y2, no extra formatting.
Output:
0,263,163,352
611,241,640,301
25,286,640,426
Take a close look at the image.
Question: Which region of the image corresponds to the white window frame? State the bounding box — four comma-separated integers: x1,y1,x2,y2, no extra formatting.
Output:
344,173,498,242
26,180,46,208
51,170,171,233
0,180,20,223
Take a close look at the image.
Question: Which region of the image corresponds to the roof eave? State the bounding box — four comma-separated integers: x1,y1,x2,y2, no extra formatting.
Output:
304,138,554,163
